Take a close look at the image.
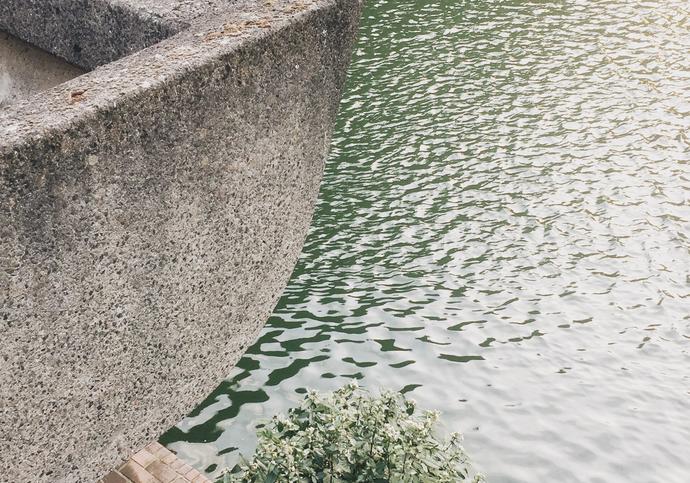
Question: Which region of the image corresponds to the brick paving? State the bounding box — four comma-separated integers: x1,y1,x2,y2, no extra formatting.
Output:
100,442,212,483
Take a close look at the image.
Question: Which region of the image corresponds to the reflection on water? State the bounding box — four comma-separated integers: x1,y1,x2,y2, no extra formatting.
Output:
162,1,690,481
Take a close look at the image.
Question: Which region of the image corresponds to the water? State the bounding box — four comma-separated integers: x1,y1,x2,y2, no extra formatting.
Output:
162,1,690,481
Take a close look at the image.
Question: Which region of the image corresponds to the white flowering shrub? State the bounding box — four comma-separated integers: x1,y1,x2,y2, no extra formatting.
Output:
220,382,484,482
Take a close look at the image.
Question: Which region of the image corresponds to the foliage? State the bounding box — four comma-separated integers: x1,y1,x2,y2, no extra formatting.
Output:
219,382,484,483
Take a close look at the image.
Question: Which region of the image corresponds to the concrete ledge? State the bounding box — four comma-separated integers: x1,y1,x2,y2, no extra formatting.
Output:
0,1,362,481
0,31,85,106
0,0,182,69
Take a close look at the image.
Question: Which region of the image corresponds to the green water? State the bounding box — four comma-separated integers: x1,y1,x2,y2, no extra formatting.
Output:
163,1,690,481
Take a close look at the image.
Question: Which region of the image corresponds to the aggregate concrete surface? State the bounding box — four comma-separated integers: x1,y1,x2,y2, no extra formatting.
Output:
0,0,362,481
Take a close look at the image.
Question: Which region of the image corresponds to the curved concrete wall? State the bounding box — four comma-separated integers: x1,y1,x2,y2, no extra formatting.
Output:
0,1,362,481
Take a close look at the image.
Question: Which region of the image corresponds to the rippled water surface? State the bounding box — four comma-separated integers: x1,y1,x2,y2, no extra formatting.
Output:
163,1,690,481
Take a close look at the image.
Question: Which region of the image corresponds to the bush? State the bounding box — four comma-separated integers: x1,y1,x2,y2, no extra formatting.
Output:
220,382,484,482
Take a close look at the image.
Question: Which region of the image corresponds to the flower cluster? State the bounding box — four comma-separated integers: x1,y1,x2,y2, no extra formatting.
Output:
220,382,484,482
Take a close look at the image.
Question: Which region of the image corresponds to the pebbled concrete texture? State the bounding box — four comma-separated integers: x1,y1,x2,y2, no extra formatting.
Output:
0,0,182,69
0,0,362,481
0,31,85,107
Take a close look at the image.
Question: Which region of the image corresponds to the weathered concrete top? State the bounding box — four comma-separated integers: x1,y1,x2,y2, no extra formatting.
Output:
0,0,362,481
114,0,266,24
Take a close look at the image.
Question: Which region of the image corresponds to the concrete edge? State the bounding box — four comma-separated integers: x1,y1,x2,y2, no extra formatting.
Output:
0,1,350,158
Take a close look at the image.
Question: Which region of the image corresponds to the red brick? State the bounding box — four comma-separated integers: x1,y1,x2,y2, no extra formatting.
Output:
102,471,130,483
177,464,193,475
131,449,158,469
161,452,177,465
155,446,173,459
186,469,201,480
146,442,164,454
120,461,160,483
170,458,185,471
147,460,179,483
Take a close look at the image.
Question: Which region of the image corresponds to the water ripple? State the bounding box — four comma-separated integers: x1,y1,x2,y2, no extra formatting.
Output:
163,1,690,482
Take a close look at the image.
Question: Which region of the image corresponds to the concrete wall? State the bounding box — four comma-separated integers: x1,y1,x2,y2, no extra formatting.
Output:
0,1,362,481
0,0,182,70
